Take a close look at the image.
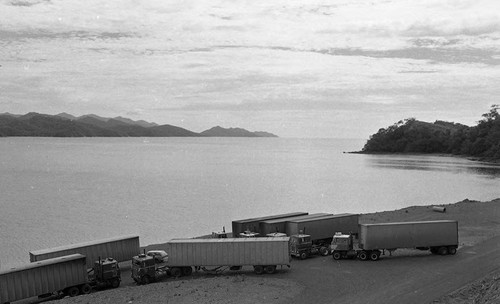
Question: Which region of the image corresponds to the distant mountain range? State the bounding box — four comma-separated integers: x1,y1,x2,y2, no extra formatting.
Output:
0,112,278,138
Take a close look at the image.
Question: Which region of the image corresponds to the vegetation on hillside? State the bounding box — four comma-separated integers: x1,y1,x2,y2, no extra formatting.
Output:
362,105,500,160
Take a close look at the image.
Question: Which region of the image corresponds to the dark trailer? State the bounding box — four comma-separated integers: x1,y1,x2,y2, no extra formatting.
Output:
232,212,308,237
259,213,332,236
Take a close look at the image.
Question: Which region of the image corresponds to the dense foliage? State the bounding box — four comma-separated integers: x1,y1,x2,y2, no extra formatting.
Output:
362,105,500,160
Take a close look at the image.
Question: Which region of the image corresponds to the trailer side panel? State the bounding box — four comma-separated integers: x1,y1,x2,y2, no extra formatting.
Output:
259,213,332,236
0,254,87,304
286,214,360,240
29,235,140,268
360,220,459,250
232,212,308,237
165,237,290,267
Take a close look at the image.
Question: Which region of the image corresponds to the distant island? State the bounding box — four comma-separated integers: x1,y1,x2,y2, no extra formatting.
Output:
0,112,278,138
359,105,500,161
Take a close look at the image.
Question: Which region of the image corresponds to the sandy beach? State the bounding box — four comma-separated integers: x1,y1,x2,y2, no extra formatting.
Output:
43,198,500,304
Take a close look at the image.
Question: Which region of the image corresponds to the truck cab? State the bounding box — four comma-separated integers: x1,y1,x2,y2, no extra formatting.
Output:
91,257,121,288
331,233,353,251
131,254,157,284
289,234,312,259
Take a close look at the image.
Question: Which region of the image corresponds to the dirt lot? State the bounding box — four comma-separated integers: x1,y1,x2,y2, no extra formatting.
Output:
40,198,500,304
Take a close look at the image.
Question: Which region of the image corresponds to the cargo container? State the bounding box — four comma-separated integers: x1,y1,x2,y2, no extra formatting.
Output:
0,254,121,304
331,220,459,261
131,237,291,284
288,214,360,259
232,212,308,237
29,235,140,269
259,213,331,236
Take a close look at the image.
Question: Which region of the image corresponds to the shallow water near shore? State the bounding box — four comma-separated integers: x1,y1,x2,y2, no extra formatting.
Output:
1,137,499,269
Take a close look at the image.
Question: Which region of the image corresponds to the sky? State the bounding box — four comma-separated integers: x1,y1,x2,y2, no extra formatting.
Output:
1,0,499,138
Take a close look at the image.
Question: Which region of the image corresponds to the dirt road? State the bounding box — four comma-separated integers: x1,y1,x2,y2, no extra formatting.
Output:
288,235,500,304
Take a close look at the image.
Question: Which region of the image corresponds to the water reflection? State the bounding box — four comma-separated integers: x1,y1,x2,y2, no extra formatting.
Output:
366,155,500,178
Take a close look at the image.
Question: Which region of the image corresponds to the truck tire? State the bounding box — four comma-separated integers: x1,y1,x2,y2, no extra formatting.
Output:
254,265,264,275
182,266,193,276
358,251,368,261
369,251,381,261
111,278,120,288
141,276,151,285
264,265,276,274
332,252,342,260
67,286,80,297
438,246,448,255
300,252,308,260
80,284,92,294
319,247,329,256
170,267,182,277
448,247,457,255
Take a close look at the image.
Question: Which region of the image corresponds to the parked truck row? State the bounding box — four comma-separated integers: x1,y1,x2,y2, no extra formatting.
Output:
0,213,460,303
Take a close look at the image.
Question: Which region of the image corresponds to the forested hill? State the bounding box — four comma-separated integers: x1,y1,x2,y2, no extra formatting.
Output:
361,105,500,161
0,112,278,138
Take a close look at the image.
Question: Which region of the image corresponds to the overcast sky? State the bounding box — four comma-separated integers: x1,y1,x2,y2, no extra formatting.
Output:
1,0,499,138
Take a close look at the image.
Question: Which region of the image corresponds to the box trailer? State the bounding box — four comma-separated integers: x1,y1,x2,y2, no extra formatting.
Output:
331,220,459,261
0,253,121,304
287,213,359,241
131,237,291,283
29,235,140,269
259,213,332,236
232,212,308,237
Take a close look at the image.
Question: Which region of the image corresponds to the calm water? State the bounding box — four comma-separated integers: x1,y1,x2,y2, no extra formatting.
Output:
1,137,499,269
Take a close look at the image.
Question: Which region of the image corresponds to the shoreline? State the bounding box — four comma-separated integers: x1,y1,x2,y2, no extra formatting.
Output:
346,150,500,163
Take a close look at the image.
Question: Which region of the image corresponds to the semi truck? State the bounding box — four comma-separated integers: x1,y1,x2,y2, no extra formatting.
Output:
331,220,459,261
232,212,308,237
259,213,331,236
131,237,291,284
29,235,140,269
0,254,121,304
289,213,359,259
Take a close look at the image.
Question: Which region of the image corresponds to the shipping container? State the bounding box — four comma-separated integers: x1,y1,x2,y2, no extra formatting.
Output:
360,220,459,250
165,237,291,267
0,254,87,304
286,214,360,241
232,212,308,237
259,213,332,236
29,235,140,268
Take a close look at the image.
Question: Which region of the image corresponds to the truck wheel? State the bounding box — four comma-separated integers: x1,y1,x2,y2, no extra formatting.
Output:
300,252,308,260
448,247,457,255
264,265,276,274
170,267,182,277
369,251,380,261
111,278,120,288
438,246,448,255
358,251,368,261
319,247,329,256
67,286,80,297
141,276,151,285
254,265,264,275
80,284,92,294
332,252,342,260
182,266,193,276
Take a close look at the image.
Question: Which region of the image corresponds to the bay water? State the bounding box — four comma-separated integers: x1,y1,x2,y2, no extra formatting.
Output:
1,137,499,269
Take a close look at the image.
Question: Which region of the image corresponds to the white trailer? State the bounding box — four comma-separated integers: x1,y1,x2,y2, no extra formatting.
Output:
331,220,459,261
29,235,140,269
